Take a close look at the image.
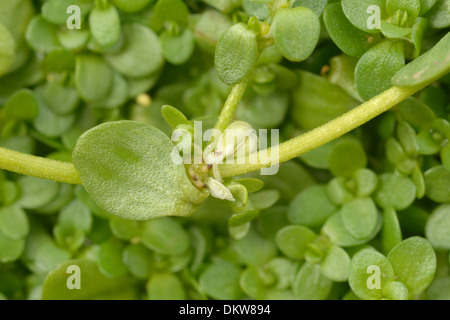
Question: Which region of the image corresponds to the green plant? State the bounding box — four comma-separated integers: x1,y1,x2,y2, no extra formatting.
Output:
0,0,449,300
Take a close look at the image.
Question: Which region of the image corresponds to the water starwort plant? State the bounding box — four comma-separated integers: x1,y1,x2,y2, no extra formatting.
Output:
0,0,449,301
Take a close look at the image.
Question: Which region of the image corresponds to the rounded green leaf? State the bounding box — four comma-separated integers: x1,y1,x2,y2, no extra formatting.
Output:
320,245,351,282
387,237,436,299
382,281,409,300
239,267,266,299
329,139,368,177
381,207,402,254
425,204,450,250
353,168,378,197
16,176,59,210
92,72,129,109
98,238,128,278
386,0,420,19
72,121,208,220
425,0,450,28
3,88,38,120
44,81,80,115
324,3,378,58
58,200,92,233
348,249,395,300
341,197,379,239
291,71,359,130
112,0,152,13
441,143,450,171
0,205,29,240
42,0,91,25
374,173,416,210
42,259,137,300
147,273,186,300
272,7,320,62
288,185,337,227
293,262,332,300
0,22,15,76
151,0,189,31
25,15,59,53
292,0,328,16
342,0,385,33
424,165,450,203
392,32,450,87
327,177,354,205
355,41,405,101
215,23,258,86
105,23,164,78
276,225,317,259
123,243,151,279
199,261,244,300
140,217,190,255
75,54,113,103
0,228,25,263
234,228,277,266
426,276,450,300
322,210,382,247
89,4,121,48
160,29,194,65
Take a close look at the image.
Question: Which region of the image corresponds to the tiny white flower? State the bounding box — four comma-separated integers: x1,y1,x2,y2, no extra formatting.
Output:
206,177,235,201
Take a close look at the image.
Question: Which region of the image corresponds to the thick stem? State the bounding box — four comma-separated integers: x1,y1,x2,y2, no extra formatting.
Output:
213,77,249,133
218,84,426,178
0,147,81,184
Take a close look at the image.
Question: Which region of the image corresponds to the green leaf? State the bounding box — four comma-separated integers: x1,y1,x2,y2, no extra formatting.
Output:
140,217,190,255
425,204,450,250
243,0,269,19
58,200,92,233
151,0,189,32
353,168,379,197
147,273,186,300
105,23,164,78
57,29,90,52
234,178,264,193
293,262,332,300
341,197,379,239
42,0,91,25
256,206,289,240
123,244,151,279
0,21,15,76
75,54,113,103
53,224,85,252
320,245,351,282
424,165,450,203
16,176,59,210
322,210,382,247
386,0,421,19
383,281,409,300
397,97,436,131
324,3,379,58
248,189,280,210
199,260,244,300
419,0,437,15
288,185,337,227
356,41,405,100
380,21,411,38
442,143,450,172
374,173,417,210
112,0,153,13
72,121,208,220
93,72,129,109
291,71,359,130
292,0,328,16
348,249,395,300
342,0,385,33
44,80,80,115
387,237,436,298
426,276,450,300
215,23,259,86
397,120,418,155
98,238,128,278
234,228,277,266
327,177,354,205
272,7,320,62
89,3,121,48
425,0,450,28
0,228,25,263
381,207,402,254
42,259,137,299
239,267,266,299
161,105,191,129
392,32,450,87
2,89,38,120
160,29,194,65
228,210,259,227
329,139,368,177
275,225,317,259
0,205,29,240
266,258,297,290
25,15,59,53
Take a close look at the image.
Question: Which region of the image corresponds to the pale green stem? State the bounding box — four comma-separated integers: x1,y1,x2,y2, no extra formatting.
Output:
218,84,427,178
213,77,249,133
0,147,81,184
